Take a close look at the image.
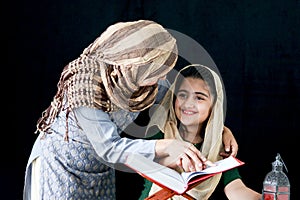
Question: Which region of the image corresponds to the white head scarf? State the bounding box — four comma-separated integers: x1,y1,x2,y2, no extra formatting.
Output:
147,64,225,199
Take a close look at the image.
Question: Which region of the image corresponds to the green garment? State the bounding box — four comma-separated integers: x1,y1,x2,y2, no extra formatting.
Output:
138,131,242,200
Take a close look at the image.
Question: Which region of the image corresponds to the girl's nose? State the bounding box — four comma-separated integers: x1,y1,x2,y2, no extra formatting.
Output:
183,97,195,108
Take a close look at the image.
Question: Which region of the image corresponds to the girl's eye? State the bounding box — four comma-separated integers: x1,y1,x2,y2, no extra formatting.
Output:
177,92,187,99
196,96,204,101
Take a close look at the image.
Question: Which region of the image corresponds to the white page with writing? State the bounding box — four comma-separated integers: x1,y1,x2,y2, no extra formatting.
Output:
125,153,188,193
181,156,243,183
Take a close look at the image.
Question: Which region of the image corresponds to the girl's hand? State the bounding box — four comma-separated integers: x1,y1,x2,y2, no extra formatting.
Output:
220,126,238,157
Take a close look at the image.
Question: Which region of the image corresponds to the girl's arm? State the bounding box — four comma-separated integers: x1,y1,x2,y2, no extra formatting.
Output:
224,179,262,200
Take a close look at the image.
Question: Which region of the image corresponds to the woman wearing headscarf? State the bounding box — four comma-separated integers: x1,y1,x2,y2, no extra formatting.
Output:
139,64,261,199
23,20,237,199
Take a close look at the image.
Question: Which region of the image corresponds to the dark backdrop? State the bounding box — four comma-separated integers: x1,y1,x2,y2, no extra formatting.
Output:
13,0,299,199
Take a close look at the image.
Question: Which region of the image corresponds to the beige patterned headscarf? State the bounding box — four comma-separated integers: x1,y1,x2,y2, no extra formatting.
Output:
147,64,225,199
36,20,178,139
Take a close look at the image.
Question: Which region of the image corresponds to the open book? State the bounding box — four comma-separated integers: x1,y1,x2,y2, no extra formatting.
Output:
125,154,244,194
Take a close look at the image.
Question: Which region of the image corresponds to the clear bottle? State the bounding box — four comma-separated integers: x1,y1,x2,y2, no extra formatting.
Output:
262,153,290,200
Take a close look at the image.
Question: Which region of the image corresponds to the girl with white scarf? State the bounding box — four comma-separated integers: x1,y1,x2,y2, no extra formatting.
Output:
140,64,261,200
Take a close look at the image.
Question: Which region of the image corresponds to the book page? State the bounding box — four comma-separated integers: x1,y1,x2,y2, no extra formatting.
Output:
125,153,188,194
181,156,244,183
125,154,244,194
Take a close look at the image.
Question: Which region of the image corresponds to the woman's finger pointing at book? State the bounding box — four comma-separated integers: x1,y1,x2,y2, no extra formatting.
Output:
186,145,216,170
182,147,204,171
178,153,197,172
202,158,216,168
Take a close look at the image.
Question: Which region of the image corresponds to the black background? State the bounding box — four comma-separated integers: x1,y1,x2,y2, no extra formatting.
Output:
13,0,299,199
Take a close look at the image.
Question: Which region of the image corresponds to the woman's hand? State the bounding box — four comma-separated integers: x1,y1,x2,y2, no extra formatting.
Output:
175,151,215,172
155,139,214,172
220,126,239,157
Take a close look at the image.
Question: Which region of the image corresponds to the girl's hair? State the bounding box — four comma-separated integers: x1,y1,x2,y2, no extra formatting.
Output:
174,65,217,105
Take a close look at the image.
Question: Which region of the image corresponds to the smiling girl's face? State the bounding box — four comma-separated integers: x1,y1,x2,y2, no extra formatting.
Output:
174,77,213,128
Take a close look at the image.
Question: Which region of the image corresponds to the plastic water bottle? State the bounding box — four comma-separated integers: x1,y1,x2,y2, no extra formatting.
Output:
262,153,290,200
